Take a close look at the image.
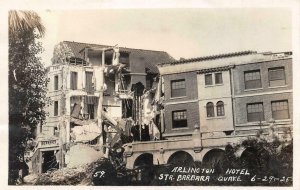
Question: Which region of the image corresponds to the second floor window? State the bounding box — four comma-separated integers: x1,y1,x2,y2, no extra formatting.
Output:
205,74,213,85
271,100,289,120
70,72,78,90
172,110,187,128
215,73,223,84
247,102,264,122
216,101,225,116
206,102,214,117
244,70,262,89
171,79,186,97
269,67,286,87
54,75,59,90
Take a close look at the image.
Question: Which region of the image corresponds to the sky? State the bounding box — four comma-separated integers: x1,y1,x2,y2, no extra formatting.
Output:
38,8,292,66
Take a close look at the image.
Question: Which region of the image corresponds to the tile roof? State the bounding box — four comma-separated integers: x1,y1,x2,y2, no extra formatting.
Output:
158,50,257,67
196,65,235,74
61,41,176,73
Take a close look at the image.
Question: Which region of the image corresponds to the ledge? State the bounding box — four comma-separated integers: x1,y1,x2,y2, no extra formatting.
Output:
268,85,288,89
205,83,224,88
171,127,189,131
244,87,263,92
169,96,187,100
206,116,226,120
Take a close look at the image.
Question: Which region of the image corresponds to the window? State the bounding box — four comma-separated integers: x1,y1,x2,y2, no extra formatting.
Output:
54,75,58,90
171,79,186,97
119,52,129,64
54,101,59,116
244,70,262,89
272,100,289,120
70,72,78,90
215,73,223,84
205,74,213,85
269,67,286,87
206,102,214,117
87,104,95,119
85,71,94,93
247,103,264,122
146,75,154,90
216,101,225,116
172,110,187,128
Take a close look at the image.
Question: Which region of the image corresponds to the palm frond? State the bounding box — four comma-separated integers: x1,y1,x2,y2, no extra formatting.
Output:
9,10,45,36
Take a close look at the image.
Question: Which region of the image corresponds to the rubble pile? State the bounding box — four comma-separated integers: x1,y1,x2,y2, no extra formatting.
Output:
32,158,107,185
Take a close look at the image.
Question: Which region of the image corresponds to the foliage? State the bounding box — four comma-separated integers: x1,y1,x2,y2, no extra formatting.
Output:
8,10,48,185
149,138,293,186
28,138,293,186
9,11,45,37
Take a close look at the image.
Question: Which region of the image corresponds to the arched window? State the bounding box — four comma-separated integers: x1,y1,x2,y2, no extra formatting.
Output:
216,101,225,116
206,102,214,117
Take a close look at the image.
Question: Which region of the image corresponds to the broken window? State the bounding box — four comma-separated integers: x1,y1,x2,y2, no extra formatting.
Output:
172,110,187,128
70,72,78,90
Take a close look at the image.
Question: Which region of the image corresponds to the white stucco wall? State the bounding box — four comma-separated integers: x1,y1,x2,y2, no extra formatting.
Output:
197,70,234,133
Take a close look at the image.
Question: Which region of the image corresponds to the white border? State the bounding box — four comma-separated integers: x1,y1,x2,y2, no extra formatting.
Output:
0,1,299,190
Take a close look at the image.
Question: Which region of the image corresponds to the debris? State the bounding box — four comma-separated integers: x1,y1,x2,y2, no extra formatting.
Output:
23,173,39,184
149,120,160,140
71,122,101,142
65,144,104,168
34,158,110,185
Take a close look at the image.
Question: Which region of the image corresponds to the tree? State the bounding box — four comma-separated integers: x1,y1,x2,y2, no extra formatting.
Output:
8,10,47,185
9,11,45,37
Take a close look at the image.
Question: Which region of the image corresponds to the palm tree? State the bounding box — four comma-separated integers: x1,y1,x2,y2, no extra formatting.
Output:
9,10,45,36
8,10,46,184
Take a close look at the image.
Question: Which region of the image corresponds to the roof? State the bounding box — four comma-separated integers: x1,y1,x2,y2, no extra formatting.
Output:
60,41,176,73
158,51,292,75
158,50,257,66
196,65,235,74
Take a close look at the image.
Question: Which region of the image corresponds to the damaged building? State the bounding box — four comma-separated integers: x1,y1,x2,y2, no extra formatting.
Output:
29,41,293,175
30,41,175,173
123,51,293,169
